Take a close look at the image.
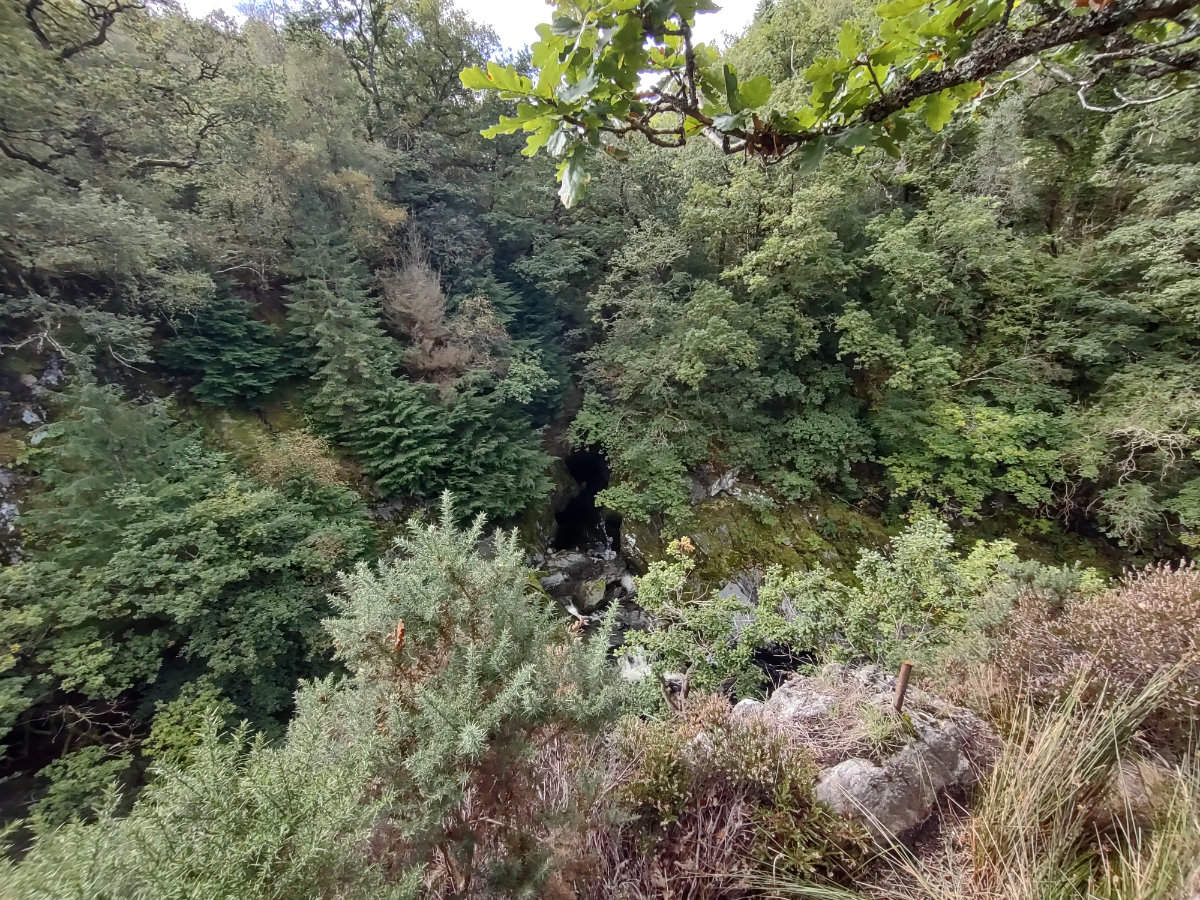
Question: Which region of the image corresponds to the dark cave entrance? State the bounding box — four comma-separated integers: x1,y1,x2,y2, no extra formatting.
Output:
553,449,621,552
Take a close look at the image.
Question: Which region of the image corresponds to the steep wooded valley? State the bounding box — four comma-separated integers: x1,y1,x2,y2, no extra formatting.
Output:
1,0,1199,896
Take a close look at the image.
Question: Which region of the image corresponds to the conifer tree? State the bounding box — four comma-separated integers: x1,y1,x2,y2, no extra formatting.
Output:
286,233,458,502
438,382,552,520
286,231,400,424
161,294,287,406
285,233,551,519
342,378,455,500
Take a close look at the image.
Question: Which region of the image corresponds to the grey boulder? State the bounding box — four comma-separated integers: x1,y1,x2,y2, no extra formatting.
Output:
815,720,978,840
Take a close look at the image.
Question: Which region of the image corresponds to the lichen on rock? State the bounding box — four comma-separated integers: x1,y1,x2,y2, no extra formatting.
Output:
739,665,998,842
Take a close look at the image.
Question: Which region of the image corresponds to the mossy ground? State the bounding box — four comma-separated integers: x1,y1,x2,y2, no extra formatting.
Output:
688,495,891,585
621,486,1135,590
959,513,1129,576
621,490,891,588
185,393,305,457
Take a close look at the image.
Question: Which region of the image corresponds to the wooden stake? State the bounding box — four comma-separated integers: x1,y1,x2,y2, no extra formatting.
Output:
894,660,913,713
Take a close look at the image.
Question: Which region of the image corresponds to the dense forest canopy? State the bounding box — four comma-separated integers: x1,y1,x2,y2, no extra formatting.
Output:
1,0,1199,895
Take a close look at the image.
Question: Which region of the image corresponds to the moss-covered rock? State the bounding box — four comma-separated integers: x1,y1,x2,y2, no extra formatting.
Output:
615,482,891,589
686,495,890,587
516,457,577,550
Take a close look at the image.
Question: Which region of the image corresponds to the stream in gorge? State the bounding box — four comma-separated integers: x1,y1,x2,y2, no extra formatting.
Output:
531,448,651,677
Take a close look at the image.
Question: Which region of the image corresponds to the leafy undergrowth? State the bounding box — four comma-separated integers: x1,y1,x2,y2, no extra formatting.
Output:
627,487,1127,601
611,557,1200,900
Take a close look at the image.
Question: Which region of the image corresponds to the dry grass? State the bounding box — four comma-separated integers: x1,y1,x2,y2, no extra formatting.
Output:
1090,755,1200,900
756,673,884,768
832,670,1199,900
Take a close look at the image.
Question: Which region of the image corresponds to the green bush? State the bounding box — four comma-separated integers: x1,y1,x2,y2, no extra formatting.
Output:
323,495,622,894
0,381,375,744
2,705,400,900
625,517,1057,697
161,293,288,406
3,497,624,898
30,745,134,829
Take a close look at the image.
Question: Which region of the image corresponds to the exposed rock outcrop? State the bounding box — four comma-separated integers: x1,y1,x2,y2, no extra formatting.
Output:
739,665,998,841
538,547,640,621
814,721,977,839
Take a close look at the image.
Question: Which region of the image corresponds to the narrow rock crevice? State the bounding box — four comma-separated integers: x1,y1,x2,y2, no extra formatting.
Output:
552,448,620,553
534,450,646,654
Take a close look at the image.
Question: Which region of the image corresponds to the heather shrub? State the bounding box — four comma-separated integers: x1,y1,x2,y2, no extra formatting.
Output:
591,695,866,898
999,561,1200,748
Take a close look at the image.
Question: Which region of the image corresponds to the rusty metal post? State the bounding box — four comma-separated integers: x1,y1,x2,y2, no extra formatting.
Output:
893,660,913,713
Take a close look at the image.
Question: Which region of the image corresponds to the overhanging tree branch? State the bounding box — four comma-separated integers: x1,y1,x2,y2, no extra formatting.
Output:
655,0,1200,157
464,0,1200,205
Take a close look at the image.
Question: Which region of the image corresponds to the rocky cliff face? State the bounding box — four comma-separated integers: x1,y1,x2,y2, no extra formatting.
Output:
0,356,63,565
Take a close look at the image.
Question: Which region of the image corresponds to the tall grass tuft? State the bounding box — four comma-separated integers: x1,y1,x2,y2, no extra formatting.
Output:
765,669,1195,900
962,675,1171,899
1092,755,1200,900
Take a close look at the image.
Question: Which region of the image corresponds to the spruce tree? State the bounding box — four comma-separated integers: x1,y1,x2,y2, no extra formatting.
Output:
343,378,455,500
161,294,287,406
439,383,552,520
286,231,400,424
286,232,455,499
